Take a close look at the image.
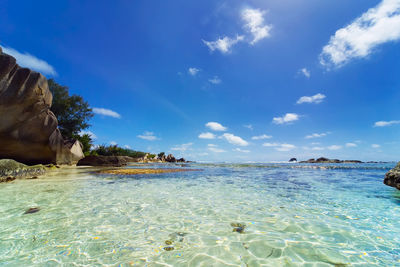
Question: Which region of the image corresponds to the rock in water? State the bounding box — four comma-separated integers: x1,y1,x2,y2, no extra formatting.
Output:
0,47,84,165
24,207,40,214
384,162,400,190
0,159,46,182
77,155,128,167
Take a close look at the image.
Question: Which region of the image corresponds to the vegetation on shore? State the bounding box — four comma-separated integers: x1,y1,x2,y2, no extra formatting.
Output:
89,145,156,159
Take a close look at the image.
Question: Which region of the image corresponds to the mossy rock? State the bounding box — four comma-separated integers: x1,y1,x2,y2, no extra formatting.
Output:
0,159,46,182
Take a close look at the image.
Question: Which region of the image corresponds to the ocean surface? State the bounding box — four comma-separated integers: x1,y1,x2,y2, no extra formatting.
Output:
1,163,400,266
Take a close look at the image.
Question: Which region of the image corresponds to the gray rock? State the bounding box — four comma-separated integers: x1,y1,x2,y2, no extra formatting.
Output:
77,155,129,167
0,159,46,182
384,162,400,190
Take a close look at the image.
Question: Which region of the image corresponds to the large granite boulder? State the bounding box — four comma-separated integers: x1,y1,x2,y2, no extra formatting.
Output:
0,47,83,165
384,162,400,190
0,159,46,182
77,156,129,167
165,154,176,163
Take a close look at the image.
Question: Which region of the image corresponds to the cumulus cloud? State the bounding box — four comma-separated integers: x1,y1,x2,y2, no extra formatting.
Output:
346,143,357,147
79,130,97,139
312,146,325,151
234,148,250,153
263,142,296,152
171,142,193,152
110,141,117,146
137,131,158,141
208,76,222,84
305,132,329,139
93,108,121,118
206,122,227,131
198,132,216,139
320,0,400,68
273,113,299,124
241,8,272,45
299,68,311,78
374,120,400,127
208,144,226,153
327,145,342,150
252,134,272,140
222,133,249,146
188,67,200,76
297,93,326,104
124,145,131,149
0,45,57,76
371,144,381,148
203,35,244,54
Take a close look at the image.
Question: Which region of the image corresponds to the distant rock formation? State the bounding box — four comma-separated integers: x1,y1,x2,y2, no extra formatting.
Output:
0,47,84,165
299,157,363,164
384,162,400,190
289,158,297,162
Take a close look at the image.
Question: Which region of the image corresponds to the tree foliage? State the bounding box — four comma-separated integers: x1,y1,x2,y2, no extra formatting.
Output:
90,145,149,158
48,79,93,139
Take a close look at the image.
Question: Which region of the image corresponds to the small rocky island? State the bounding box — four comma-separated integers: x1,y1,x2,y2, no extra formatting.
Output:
384,162,400,190
298,157,363,164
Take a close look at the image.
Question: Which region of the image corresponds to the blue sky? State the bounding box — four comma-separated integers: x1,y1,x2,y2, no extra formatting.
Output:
1,0,400,162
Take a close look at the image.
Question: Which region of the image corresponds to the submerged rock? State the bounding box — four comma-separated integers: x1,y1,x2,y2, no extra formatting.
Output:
231,222,246,233
163,246,174,251
24,207,40,214
0,159,46,182
384,162,400,190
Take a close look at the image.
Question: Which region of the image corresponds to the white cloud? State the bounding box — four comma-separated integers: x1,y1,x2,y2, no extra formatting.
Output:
137,131,158,141
252,134,272,140
346,142,357,147
222,133,249,146
371,144,381,148
263,142,296,152
241,8,272,44
312,146,325,151
171,142,193,152
124,145,131,149
188,67,200,76
320,0,400,68
297,93,326,104
198,132,216,139
206,122,227,131
0,45,57,76
203,35,244,54
110,141,117,146
299,68,311,78
305,132,329,139
273,113,299,124
93,107,121,118
328,145,342,150
243,124,253,130
374,120,400,127
208,144,226,153
234,148,250,153
208,76,222,84
79,130,97,139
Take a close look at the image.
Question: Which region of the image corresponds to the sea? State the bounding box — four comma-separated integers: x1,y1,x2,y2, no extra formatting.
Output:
1,162,399,266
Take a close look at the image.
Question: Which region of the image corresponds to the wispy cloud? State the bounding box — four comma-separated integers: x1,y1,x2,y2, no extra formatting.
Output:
374,120,400,127
198,132,216,139
299,68,310,78
241,8,272,44
137,131,158,141
320,0,400,68
371,144,381,148
263,142,296,152
297,93,326,104
234,148,250,153
1,45,57,76
188,67,200,76
273,113,299,125
206,122,227,131
222,133,249,146
305,132,329,139
327,145,342,150
171,142,193,152
346,142,357,147
203,35,244,54
79,130,97,139
208,76,222,84
208,144,226,153
110,141,117,146
243,124,253,130
93,107,121,118
252,134,272,140
124,145,131,149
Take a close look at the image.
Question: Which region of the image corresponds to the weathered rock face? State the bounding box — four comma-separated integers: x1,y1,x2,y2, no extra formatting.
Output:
0,47,83,165
384,162,400,190
165,154,176,163
0,159,46,182
77,155,129,167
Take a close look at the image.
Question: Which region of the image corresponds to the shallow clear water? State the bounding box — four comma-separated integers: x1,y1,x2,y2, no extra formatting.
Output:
1,163,400,266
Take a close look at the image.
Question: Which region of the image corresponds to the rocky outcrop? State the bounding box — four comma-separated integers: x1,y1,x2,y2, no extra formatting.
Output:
165,154,176,163
289,158,297,162
77,155,129,167
299,157,363,164
384,162,400,190
0,159,46,182
0,47,83,165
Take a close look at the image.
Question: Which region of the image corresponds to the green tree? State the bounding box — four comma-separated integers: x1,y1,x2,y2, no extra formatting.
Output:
48,79,93,139
158,152,165,158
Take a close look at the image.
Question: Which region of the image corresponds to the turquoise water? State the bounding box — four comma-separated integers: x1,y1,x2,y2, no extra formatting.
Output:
1,163,400,266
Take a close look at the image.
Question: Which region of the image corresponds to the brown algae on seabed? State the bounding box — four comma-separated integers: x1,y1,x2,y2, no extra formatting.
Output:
98,168,202,175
